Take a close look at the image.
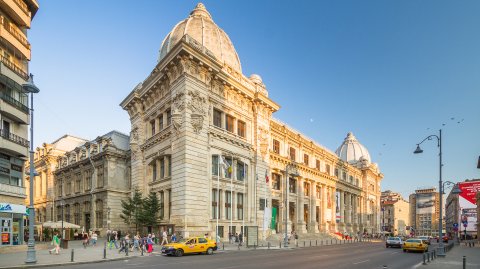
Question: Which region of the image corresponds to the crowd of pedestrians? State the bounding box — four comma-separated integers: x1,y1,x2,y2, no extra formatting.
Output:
105,229,174,255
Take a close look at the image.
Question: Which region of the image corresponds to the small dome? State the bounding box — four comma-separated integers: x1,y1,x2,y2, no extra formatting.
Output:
335,132,371,164
158,3,242,72
249,74,263,84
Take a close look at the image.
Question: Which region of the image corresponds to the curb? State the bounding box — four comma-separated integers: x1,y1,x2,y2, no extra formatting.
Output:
0,255,140,269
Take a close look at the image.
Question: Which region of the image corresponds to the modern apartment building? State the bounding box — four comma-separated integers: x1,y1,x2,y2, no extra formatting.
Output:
409,187,440,237
0,0,38,246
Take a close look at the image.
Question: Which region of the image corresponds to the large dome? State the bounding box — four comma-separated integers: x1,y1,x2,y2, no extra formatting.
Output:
335,132,371,164
158,3,242,72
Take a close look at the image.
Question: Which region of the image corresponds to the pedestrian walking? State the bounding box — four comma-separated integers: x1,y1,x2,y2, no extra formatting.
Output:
91,232,97,247
171,233,177,243
131,233,140,252
161,230,168,245
49,232,60,255
118,236,127,253
113,231,119,249
147,234,154,254
82,232,89,249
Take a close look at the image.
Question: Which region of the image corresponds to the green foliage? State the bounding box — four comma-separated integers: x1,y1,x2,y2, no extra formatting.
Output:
120,187,144,232
140,192,161,228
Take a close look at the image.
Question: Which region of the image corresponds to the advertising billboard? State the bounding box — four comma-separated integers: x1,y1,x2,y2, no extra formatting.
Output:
458,181,480,232
416,193,435,214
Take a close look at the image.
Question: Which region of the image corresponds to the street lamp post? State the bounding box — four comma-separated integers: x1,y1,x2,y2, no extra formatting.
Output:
414,129,446,256
284,163,299,248
24,74,40,264
107,207,111,230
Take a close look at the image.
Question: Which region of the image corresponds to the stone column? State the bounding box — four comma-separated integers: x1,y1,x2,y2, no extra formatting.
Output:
321,184,327,232
309,182,318,233
296,177,306,233
165,190,171,221
331,186,336,232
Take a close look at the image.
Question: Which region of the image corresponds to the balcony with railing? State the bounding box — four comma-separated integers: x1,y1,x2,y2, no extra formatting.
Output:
0,16,31,59
0,129,28,147
0,0,31,28
0,55,28,80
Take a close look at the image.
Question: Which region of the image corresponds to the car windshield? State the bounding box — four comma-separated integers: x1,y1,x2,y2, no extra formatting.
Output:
387,237,399,241
406,239,421,243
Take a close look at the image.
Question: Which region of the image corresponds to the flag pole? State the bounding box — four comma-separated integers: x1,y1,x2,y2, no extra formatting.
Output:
264,169,267,240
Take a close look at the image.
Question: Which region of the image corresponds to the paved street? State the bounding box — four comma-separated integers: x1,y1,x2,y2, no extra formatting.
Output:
48,242,425,269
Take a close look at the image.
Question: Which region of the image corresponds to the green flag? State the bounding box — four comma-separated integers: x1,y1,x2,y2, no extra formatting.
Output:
271,207,277,230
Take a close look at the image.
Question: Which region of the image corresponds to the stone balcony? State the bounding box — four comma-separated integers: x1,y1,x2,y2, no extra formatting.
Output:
0,182,26,198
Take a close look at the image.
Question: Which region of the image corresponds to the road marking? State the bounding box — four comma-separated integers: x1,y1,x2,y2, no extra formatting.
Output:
352,260,370,264
390,251,399,255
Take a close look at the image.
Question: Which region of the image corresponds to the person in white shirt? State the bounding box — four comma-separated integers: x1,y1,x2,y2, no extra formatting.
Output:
161,230,168,245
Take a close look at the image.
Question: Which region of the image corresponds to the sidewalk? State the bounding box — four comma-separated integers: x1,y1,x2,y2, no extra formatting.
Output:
423,242,480,268
0,239,146,269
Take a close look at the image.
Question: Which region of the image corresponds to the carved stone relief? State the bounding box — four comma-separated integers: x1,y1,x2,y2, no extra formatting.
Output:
188,90,206,134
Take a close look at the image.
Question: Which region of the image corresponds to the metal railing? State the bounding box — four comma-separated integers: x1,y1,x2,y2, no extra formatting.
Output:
0,55,28,80
0,91,29,113
13,0,29,16
0,128,29,147
0,16,30,48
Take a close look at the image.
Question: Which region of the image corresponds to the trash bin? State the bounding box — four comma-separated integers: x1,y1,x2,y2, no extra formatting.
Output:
61,239,69,249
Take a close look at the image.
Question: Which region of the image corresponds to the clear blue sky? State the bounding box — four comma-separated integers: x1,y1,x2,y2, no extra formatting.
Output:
28,0,479,199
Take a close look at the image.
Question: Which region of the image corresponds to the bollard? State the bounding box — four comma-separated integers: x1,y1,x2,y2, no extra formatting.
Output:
223,243,225,250
268,242,270,250
279,241,282,248
304,241,305,247
141,244,144,256
296,241,298,247
463,256,466,269
310,240,311,247
103,245,107,259
331,239,333,245
423,253,426,265
254,243,256,250
238,244,240,250
316,240,317,246
71,249,74,262
383,265,387,269
126,245,129,256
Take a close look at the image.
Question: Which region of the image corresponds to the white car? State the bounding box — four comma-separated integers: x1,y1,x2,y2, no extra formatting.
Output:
386,237,403,248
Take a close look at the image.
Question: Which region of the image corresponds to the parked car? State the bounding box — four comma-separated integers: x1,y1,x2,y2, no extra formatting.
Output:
386,237,403,248
161,237,217,257
403,238,428,253
417,236,430,245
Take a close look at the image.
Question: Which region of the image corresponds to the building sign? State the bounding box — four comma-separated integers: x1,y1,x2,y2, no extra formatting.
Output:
246,226,258,247
416,193,435,214
458,181,479,232
0,203,27,214
2,233,9,243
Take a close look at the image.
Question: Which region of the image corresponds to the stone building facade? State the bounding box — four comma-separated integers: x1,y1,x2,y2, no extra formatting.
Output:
51,131,130,235
380,191,410,236
24,135,88,224
120,3,383,239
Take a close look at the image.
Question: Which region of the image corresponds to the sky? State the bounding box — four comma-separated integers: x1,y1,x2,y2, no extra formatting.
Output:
28,0,479,199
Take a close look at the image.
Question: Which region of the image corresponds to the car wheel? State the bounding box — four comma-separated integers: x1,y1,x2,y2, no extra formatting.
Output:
206,247,213,255
403,249,407,252
175,249,183,257
386,245,389,248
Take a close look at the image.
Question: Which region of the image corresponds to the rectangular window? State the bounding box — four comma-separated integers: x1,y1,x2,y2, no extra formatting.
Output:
316,160,320,170
166,109,172,126
159,191,164,219
226,114,235,132
289,147,296,161
225,191,232,220
304,154,309,166
259,198,268,210
342,172,346,181
212,155,219,176
349,175,353,183
97,166,104,188
289,178,296,193
150,120,156,136
236,162,247,181
212,189,218,219
152,162,157,181
166,156,172,177
160,158,165,178
334,168,339,178
237,120,246,138
237,193,244,220
304,182,310,196
316,185,321,199
326,164,331,175
75,178,81,193
273,139,280,154
272,173,280,190
223,157,233,178
85,171,92,191
159,115,164,130
213,109,222,128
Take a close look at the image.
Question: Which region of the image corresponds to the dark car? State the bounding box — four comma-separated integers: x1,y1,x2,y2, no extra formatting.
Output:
386,237,403,248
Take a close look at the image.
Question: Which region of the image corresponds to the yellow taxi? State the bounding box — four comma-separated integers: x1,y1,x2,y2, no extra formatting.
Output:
402,238,428,253
161,237,218,257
